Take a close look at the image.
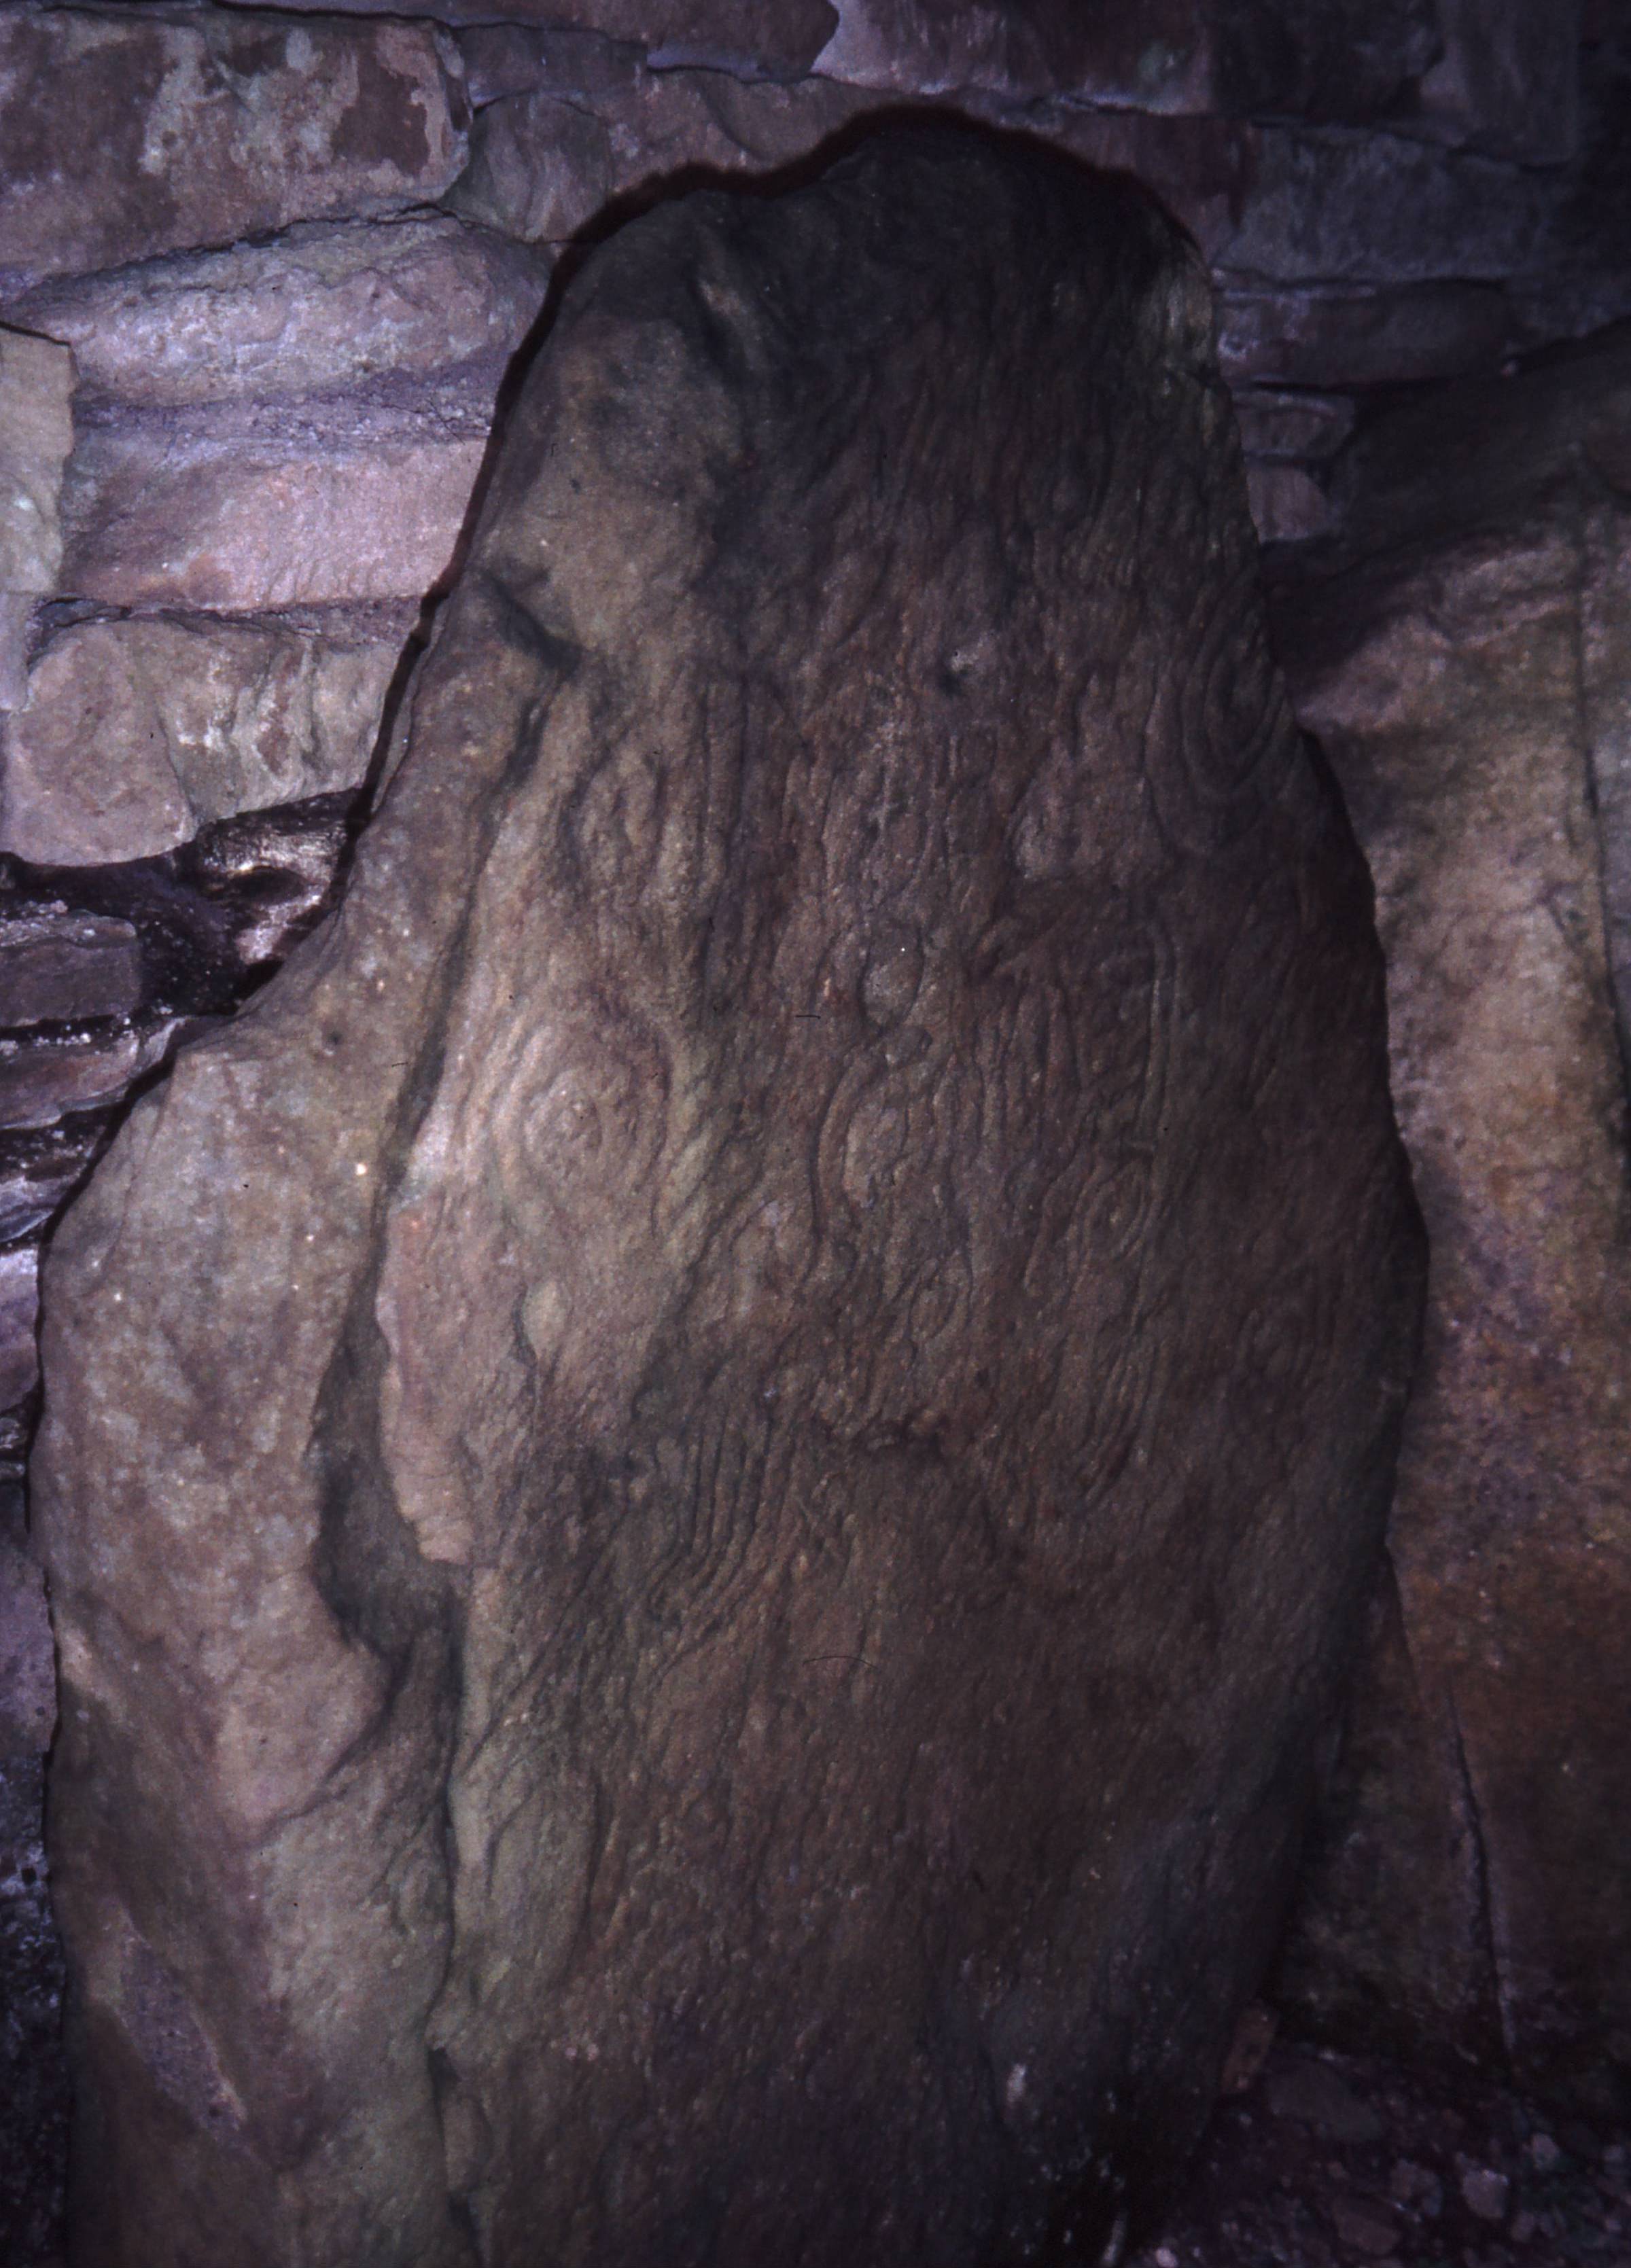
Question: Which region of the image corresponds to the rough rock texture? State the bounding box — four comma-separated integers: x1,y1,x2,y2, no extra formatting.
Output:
1,610,411,863
0,1247,38,1415
1269,327,1631,2116
452,67,1259,270
1216,281,1512,391
6,217,550,410
0,915,141,1027
449,66,866,243
33,135,1420,2267
1218,128,1553,290
0,4,468,292
0,330,72,595
0,326,73,709
0,1027,175,1132
1244,462,1331,546
32,216,549,622
811,0,1437,118
1417,0,1583,164
225,0,839,79
58,406,487,611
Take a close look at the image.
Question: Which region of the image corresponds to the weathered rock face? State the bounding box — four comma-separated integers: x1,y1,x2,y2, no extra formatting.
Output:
1269,327,1631,2116
811,0,1437,118
1,609,412,864
35,135,1420,2265
22,216,548,620
0,4,468,292
0,325,73,709
229,0,840,80
8,215,548,410
449,65,869,245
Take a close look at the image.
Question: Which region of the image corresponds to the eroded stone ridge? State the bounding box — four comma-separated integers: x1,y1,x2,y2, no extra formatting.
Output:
33,132,1421,2265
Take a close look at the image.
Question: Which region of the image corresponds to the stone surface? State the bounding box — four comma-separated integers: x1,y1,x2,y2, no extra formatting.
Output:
449,67,867,243
0,5,468,293
1216,282,1511,390
1327,2191,1399,2255
1245,461,1331,545
0,329,73,596
1032,106,1256,266
1269,327,1631,2116
0,1128,102,1243
0,915,141,1027
222,0,838,77
1418,0,1582,164
0,327,73,712
812,0,1437,119
0,1246,37,1414
0,1026,174,1131
1207,0,1439,124
456,22,645,107
454,75,1257,268
33,137,1419,2265
24,217,546,624
1232,389,1355,463
0,1530,53,1755
1263,2053,1384,2144
58,406,486,612
1,611,410,864
1217,127,1554,289
5,217,549,410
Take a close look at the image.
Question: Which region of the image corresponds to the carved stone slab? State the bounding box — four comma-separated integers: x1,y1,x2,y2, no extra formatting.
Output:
33,132,1421,2266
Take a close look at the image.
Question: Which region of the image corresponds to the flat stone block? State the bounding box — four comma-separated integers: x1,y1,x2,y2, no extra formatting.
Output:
58,415,485,610
0,5,467,291
1217,281,1511,389
0,1025,173,1131
813,0,1437,117
1271,330,1631,2111
33,132,1419,2265
0,915,141,1027
1231,388,1356,463
0,327,73,596
449,69,869,243
1220,126,1554,288
7,217,548,411
2,612,410,864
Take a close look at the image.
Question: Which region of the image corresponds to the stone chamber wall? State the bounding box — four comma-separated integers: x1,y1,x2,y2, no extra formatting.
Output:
0,0,1628,2258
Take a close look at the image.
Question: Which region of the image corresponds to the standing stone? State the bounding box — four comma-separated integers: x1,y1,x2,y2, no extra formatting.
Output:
1271,327,1631,2116
34,133,1420,2267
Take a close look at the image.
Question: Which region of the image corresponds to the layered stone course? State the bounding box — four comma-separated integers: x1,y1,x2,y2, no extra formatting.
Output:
0,1,1626,2256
